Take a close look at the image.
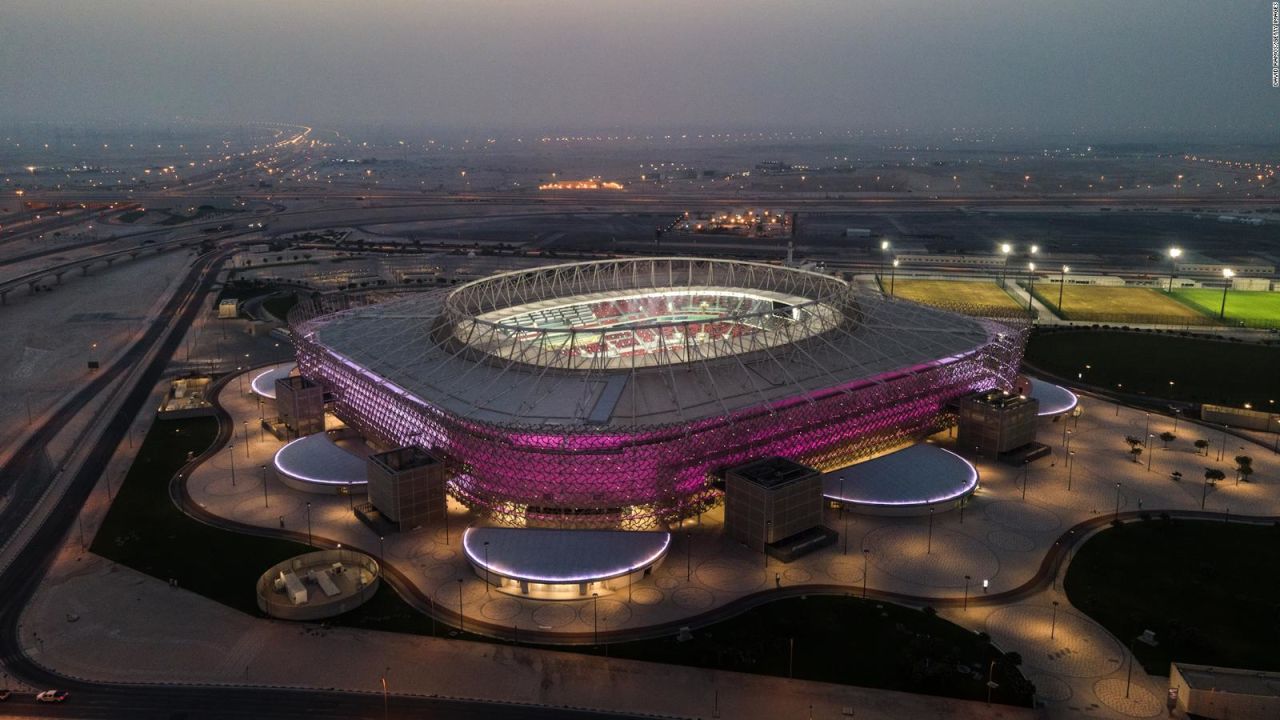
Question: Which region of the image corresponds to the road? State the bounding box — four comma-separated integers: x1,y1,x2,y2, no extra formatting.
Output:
0,242,648,719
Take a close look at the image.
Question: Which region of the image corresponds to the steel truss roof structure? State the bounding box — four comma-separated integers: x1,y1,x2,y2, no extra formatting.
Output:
292,257,1028,528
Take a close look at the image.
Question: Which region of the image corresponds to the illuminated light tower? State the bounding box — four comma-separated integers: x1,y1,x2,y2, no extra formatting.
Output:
1057,265,1070,314
1219,268,1234,319
1167,247,1183,292
998,243,1013,288
879,240,890,284
1025,262,1037,312
890,258,899,296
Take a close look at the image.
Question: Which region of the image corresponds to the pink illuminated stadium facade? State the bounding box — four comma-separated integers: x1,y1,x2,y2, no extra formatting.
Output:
291,258,1027,529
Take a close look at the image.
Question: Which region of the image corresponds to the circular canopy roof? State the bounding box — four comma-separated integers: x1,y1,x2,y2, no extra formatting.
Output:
251,364,296,400
463,527,670,584
273,433,368,488
1026,377,1079,416
822,444,978,508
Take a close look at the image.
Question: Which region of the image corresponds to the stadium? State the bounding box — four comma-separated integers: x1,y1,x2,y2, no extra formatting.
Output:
290,257,1028,529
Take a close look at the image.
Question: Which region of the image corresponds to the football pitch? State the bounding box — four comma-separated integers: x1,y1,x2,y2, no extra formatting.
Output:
1035,285,1208,322
887,279,1024,311
1171,289,1280,324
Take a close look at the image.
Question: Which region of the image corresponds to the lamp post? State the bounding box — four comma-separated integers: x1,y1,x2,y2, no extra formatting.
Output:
1125,637,1137,698
1114,482,1122,521
963,575,971,610
839,476,848,555
457,578,464,633
592,592,600,646
998,242,1012,288
1050,600,1060,639
1067,450,1076,491
1026,262,1036,311
243,420,250,457
889,258,899,296
764,520,771,570
926,507,934,554
1147,433,1154,472
229,444,236,486
862,548,870,599
1057,265,1069,313
686,532,692,581
483,540,490,594
1219,268,1234,319
879,240,890,283
306,501,312,546
1167,247,1182,291
261,465,269,507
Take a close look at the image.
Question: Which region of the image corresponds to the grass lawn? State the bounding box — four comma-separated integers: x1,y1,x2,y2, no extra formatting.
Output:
889,280,1024,312
1024,329,1280,406
1171,289,1280,326
1034,285,1208,323
1065,518,1280,674
92,417,312,614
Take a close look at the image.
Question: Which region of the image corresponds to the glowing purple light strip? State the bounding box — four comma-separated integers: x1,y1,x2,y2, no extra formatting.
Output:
462,528,672,584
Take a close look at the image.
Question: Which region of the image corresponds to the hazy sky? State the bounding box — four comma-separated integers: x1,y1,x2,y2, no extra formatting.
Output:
2,0,1276,134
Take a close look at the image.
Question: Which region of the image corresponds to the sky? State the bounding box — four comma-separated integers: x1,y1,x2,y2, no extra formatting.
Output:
1,0,1276,135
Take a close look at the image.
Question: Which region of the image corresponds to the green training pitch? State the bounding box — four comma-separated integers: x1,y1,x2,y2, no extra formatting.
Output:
1171,289,1280,324
1036,285,1207,322
889,279,1024,311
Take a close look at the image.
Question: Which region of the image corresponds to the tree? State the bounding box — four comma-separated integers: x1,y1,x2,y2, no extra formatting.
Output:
1234,455,1254,484
1159,431,1176,448
1125,435,1144,463
1204,468,1226,484
1194,439,1210,455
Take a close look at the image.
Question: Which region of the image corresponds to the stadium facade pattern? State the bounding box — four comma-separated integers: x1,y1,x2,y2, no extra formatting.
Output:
291,258,1028,529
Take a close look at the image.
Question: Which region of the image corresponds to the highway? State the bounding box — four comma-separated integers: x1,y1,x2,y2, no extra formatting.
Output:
0,242,646,719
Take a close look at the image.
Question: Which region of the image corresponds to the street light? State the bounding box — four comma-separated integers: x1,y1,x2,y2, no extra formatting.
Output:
1057,265,1069,313
963,575,971,610
1114,482,1122,521
1067,451,1076,491
1167,247,1182,292
1219,268,1234,319
1050,600,1060,639
862,548,870,599
306,501,312,546
1147,433,1155,472
889,258,899,296
879,240,890,282
998,243,1012,288
261,465,269,507
1026,262,1037,311
483,540,490,594
592,592,600,646
926,507,935,554
228,443,236,486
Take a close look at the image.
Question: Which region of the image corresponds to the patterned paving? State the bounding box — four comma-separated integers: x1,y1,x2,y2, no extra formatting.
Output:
864,526,999,588
985,605,1123,678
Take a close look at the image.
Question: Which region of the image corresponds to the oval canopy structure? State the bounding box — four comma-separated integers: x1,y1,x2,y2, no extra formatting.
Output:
822,443,979,515
250,363,296,400
463,527,670,600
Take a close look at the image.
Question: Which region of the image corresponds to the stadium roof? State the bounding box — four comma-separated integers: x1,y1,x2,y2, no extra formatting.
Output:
301,258,1015,429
